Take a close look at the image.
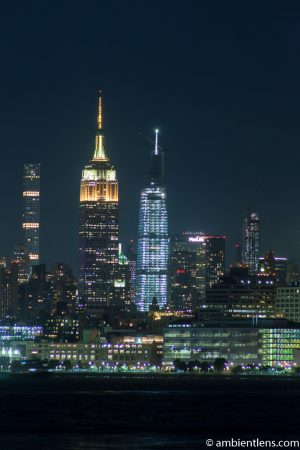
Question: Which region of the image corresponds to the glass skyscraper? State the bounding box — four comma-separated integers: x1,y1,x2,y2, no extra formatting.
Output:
22,164,40,276
205,235,226,289
79,93,119,316
135,131,168,311
169,232,206,311
169,232,225,312
242,210,260,274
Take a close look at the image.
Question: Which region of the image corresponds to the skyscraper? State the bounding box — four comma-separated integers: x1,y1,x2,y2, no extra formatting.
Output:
205,235,226,289
135,130,169,312
79,93,119,316
257,250,287,286
111,245,131,310
204,267,276,320
11,243,28,284
22,164,40,276
0,266,10,320
50,263,77,315
125,240,137,305
168,232,225,312
169,232,206,311
241,210,260,275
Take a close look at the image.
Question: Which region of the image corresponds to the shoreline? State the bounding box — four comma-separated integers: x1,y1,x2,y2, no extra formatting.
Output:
1,371,300,380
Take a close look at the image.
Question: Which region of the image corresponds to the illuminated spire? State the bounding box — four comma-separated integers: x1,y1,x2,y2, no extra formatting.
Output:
97,91,103,130
154,129,159,155
93,90,107,161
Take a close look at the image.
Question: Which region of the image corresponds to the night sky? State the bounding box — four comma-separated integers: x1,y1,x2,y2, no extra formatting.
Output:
1,1,300,273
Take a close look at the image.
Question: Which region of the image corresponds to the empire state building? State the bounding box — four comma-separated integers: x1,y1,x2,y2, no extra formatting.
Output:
79,93,119,316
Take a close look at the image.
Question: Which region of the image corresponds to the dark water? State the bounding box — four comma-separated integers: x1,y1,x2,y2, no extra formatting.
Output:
0,374,299,449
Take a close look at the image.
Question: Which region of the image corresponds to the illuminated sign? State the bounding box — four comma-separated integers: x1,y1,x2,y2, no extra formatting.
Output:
188,236,205,242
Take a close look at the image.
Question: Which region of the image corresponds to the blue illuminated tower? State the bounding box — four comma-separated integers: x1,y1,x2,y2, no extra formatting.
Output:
135,130,169,311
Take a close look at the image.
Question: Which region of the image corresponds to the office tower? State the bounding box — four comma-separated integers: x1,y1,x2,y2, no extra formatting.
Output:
44,313,80,342
135,130,168,311
234,243,242,266
204,267,276,320
20,264,51,320
286,260,300,284
11,243,28,284
169,232,225,312
169,232,206,311
0,266,10,320
79,93,119,316
125,240,137,304
23,164,40,275
257,250,287,286
50,263,77,315
0,262,23,319
111,245,131,310
276,283,300,323
205,235,226,288
9,262,19,317
241,210,260,274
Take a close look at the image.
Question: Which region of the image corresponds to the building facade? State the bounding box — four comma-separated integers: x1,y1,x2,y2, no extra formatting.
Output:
50,263,77,315
276,284,300,323
19,264,52,320
110,245,131,310
205,235,226,289
258,250,287,286
242,210,260,274
203,270,276,320
0,325,43,341
15,336,162,368
79,93,119,315
11,243,28,285
169,232,206,311
286,260,300,284
125,240,137,305
169,233,225,312
163,322,259,366
135,131,169,311
163,320,300,367
22,164,40,276
0,267,11,320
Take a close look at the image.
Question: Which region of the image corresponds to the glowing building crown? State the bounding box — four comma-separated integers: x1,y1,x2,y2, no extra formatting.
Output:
93,91,107,161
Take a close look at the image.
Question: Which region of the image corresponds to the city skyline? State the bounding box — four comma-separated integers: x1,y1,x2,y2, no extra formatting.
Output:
1,3,299,447
1,117,298,274
0,97,298,277
0,2,300,272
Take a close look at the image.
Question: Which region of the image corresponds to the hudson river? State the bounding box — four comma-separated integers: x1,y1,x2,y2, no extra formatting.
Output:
0,374,299,449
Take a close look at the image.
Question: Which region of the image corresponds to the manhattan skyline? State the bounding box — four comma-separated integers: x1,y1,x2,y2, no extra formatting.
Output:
0,1,300,272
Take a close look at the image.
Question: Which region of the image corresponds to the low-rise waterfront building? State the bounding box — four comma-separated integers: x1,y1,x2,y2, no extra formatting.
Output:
163,319,300,367
4,334,163,368
0,325,43,341
26,340,107,364
107,335,163,366
276,284,300,323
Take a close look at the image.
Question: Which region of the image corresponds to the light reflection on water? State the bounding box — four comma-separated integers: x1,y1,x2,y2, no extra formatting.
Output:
0,434,204,450
1,376,300,449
